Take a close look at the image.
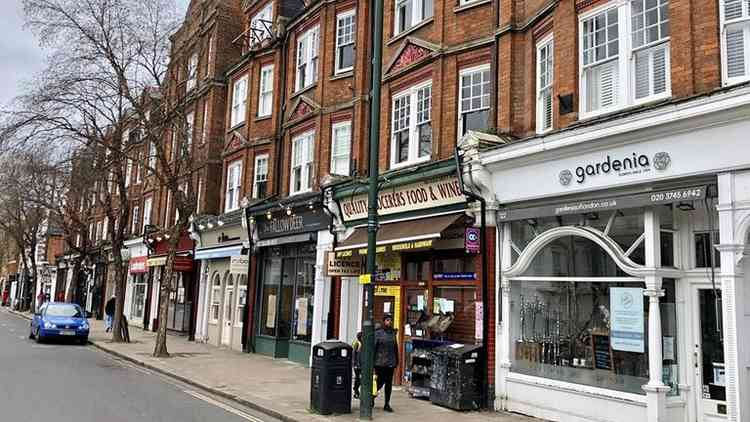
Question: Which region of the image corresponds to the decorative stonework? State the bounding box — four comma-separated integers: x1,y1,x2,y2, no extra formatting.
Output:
224,132,245,154
391,44,431,73
290,101,313,121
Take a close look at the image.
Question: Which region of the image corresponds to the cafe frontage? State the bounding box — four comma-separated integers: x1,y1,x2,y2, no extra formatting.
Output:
467,87,750,422
246,193,332,366
191,210,249,352
329,159,496,391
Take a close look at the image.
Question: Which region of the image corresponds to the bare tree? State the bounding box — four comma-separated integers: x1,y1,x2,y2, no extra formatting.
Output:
5,0,201,355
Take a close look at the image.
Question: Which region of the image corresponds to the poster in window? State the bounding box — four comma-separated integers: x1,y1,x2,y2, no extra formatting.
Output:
610,287,645,353
296,297,308,336
475,302,483,340
266,294,277,329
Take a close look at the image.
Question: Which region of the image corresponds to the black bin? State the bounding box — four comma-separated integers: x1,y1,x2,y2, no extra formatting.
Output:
310,341,353,415
430,344,483,410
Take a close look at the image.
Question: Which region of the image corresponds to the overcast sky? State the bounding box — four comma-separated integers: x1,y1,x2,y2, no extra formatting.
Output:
0,0,191,109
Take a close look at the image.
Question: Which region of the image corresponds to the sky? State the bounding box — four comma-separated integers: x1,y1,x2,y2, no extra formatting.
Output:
0,0,191,109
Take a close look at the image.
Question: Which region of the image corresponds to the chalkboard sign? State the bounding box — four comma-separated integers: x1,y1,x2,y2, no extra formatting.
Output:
593,334,613,370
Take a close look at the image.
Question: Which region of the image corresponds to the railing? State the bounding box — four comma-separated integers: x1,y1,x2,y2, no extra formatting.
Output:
232,18,276,54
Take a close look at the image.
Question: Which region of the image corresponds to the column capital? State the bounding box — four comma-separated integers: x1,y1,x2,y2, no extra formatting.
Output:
643,288,665,298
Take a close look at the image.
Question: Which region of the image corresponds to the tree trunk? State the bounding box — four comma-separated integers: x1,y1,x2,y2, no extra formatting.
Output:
111,247,127,342
153,245,178,357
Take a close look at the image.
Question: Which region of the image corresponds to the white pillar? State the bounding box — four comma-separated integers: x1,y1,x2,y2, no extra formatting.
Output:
311,230,334,361
496,223,513,410
194,262,209,342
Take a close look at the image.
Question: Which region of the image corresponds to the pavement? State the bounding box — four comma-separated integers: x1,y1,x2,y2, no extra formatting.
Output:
0,308,279,422
4,307,541,422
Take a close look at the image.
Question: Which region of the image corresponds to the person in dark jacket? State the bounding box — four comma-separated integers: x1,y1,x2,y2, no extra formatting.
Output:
104,295,116,333
352,332,363,398
374,314,398,412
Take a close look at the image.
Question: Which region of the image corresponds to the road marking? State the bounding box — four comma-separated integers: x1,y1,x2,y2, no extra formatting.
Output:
182,390,265,422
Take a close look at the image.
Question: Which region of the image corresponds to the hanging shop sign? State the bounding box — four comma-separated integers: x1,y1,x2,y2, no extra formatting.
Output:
129,256,148,274
610,287,645,353
325,252,362,277
465,227,480,253
498,185,707,222
229,255,250,275
340,177,466,222
256,209,330,240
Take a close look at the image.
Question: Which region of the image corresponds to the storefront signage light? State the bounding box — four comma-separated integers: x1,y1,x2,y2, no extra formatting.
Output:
559,151,671,186
340,177,466,222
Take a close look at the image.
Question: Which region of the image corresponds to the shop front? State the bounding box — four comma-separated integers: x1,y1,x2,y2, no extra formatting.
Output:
248,195,332,366
332,161,493,391
123,238,149,329
192,211,249,351
465,88,750,422
145,234,196,335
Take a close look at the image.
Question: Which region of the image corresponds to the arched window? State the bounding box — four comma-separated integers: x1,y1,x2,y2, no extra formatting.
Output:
210,273,221,323
236,275,248,327
224,274,235,322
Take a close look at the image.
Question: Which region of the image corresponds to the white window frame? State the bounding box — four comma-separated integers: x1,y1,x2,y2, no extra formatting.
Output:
258,65,274,118
125,159,133,188
578,0,671,119
142,196,153,234
185,111,194,154
102,217,109,241
290,131,315,195
231,75,248,127
394,0,433,36
251,2,274,46
196,177,203,214
202,100,209,142
330,121,352,176
295,26,320,92
536,35,554,134
720,0,750,85
235,275,247,328
253,154,269,199
335,10,356,74
225,160,243,212
164,190,171,227
187,52,198,91
457,64,491,140
210,275,221,324
148,141,157,171
96,221,103,242
390,80,432,169
131,205,140,235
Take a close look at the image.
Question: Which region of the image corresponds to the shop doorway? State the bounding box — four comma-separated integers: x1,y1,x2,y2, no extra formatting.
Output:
693,287,727,421
221,275,235,346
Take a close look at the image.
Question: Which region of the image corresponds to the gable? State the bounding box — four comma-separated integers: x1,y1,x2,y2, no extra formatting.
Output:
385,38,439,76
286,95,321,123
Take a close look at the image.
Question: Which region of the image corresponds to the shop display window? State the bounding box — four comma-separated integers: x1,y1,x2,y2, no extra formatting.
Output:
404,254,430,281
509,279,678,395
131,274,147,320
695,231,721,268
433,254,475,275
292,257,315,343
259,255,282,337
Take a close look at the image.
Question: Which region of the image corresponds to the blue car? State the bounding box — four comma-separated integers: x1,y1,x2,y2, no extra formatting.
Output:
29,302,89,344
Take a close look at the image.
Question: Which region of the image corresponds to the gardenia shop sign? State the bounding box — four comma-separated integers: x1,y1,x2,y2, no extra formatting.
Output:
559,151,671,186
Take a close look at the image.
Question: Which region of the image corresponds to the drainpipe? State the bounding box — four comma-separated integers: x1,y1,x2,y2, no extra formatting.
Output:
490,0,501,130
274,23,291,197
454,147,489,410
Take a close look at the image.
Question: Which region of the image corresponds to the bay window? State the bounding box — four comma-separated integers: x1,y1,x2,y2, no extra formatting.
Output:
290,131,314,195
721,0,750,84
131,205,140,235
391,81,432,168
536,36,554,134
185,111,194,153
296,26,319,91
251,2,274,46
458,65,491,138
231,75,248,127
331,121,352,176
258,65,274,117
395,0,433,35
253,154,269,199
580,0,670,118
187,52,198,91
142,196,152,233
225,160,242,212
335,10,356,74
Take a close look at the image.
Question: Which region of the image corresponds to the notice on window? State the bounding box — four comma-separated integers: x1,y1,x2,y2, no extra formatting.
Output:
417,295,425,311
296,298,308,336
384,302,392,314
610,287,645,353
266,295,277,329
475,302,483,340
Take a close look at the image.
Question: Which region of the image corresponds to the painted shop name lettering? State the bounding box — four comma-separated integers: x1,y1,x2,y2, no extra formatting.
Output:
262,215,304,234
341,178,464,220
559,152,671,186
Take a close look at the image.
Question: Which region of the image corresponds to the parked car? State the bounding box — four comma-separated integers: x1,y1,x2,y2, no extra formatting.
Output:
29,302,89,344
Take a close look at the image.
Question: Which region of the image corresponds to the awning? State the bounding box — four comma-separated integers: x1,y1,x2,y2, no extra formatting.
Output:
194,244,244,261
336,213,465,253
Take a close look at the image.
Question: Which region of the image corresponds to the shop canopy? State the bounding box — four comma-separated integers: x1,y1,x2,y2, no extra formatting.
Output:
335,213,465,254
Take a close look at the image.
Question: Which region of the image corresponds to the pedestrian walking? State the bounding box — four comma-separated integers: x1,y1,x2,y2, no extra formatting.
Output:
104,295,116,333
374,314,398,412
352,332,363,399
37,290,46,310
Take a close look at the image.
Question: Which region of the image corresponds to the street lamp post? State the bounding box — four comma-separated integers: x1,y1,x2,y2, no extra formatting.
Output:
360,0,384,419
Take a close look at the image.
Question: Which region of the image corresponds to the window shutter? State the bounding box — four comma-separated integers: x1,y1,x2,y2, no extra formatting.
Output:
652,46,667,94
724,0,743,20
726,26,747,78
587,61,618,112
634,50,651,99
543,89,553,130
635,44,668,100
